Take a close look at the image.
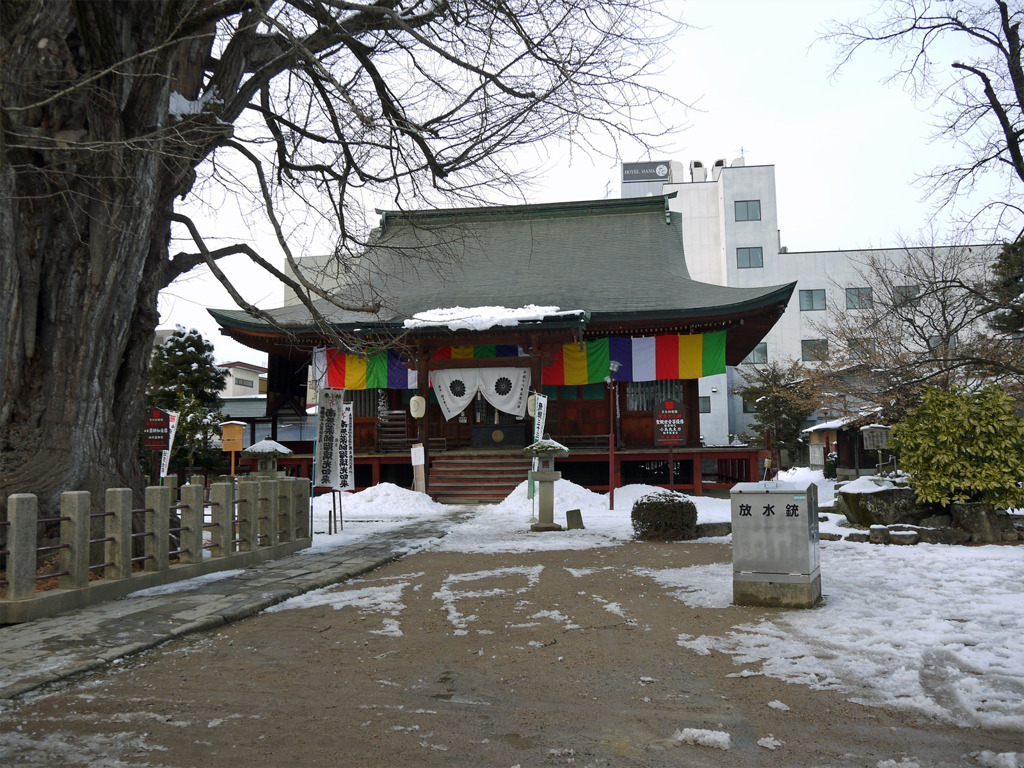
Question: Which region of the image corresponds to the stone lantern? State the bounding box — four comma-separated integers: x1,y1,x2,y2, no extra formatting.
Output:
523,438,569,532
241,438,293,477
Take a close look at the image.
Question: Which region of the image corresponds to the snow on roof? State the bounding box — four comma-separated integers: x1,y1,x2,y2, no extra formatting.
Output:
402,305,584,331
802,416,856,433
242,439,292,455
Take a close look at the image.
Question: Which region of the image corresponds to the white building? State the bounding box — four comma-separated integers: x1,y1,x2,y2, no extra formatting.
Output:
220,361,267,398
622,158,994,448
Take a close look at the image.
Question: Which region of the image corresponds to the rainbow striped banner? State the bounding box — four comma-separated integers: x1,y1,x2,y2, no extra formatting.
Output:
317,333,725,390
541,333,726,386
432,345,525,360
323,349,417,390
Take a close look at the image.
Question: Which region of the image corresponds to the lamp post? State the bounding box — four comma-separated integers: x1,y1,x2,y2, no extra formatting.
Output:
607,359,621,510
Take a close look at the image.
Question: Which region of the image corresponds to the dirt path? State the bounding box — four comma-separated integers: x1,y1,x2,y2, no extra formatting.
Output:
1,542,1020,767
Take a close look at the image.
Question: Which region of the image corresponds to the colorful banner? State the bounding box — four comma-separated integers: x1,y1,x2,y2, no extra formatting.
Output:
542,332,726,386
316,349,418,390
312,332,726,391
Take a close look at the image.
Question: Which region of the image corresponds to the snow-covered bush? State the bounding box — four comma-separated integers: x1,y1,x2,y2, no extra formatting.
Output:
630,492,697,541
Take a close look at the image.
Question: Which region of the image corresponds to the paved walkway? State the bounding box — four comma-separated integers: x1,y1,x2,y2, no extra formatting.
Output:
0,511,467,700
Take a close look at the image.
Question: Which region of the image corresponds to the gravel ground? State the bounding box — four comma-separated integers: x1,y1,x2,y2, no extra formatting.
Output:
1,542,1021,767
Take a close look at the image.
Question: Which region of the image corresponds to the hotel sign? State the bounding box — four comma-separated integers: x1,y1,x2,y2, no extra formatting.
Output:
622,161,670,182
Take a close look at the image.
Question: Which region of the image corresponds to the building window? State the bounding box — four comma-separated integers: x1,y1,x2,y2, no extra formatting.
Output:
234,377,254,388
846,287,873,310
801,339,828,361
625,380,686,412
893,284,921,307
742,342,767,365
737,246,763,269
848,338,876,361
742,399,756,414
799,289,826,311
698,396,711,413
735,200,761,221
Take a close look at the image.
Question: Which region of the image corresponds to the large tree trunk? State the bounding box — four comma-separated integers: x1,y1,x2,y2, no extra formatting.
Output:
1,2,204,516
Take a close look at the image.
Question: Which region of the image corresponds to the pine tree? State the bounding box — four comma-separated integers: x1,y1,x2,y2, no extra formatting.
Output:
988,238,1024,335
736,361,817,469
149,329,224,412
148,329,225,473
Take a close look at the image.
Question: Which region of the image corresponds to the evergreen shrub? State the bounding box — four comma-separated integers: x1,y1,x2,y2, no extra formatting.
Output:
631,492,698,541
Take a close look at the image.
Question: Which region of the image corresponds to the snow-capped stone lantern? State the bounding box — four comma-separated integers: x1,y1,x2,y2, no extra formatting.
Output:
241,438,293,477
523,438,569,532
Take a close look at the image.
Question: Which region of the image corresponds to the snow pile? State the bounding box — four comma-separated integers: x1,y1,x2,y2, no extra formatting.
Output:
309,483,450,551
757,734,784,750
775,466,835,507
402,305,583,331
837,475,900,494
973,752,1023,768
672,728,731,749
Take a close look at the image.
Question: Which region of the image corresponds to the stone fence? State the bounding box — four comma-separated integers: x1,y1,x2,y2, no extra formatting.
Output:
0,476,311,624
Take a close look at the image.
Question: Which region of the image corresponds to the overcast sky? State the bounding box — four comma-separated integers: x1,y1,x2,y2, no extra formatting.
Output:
160,0,978,365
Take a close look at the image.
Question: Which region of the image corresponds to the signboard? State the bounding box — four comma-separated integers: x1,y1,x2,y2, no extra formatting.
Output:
142,408,170,451
315,390,354,490
410,444,425,467
653,400,685,446
621,161,671,183
221,421,245,453
861,426,891,451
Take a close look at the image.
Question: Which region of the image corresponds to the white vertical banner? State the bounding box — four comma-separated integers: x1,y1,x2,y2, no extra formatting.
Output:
315,389,344,489
159,411,179,478
532,394,548,442
338,402,355,491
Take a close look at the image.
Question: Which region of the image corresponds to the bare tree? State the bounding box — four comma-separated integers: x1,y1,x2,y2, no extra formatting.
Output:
825,0,1024,237
1,0,679,513
805,237,1024,423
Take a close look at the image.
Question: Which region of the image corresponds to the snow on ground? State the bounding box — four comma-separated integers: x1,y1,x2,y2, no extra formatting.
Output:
299,471,1024,733
658,540,1024,731
430,479,731,553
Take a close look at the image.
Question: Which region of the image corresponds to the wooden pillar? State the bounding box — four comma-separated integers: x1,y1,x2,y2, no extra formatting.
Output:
417,350,431,487
683,379,701,447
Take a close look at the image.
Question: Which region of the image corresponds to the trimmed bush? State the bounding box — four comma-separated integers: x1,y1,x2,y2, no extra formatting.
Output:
890,385,1024,508
631,492,698,541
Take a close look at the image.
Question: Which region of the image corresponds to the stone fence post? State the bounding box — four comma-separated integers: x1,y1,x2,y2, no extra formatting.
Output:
7,494,38,601
258,478,277,548
237,480,258,552
209,481,233,558
104,488,133,580
59,491,91,590
296,478,311,539
178,483,205,565
278,477,296,544
145,486,171,572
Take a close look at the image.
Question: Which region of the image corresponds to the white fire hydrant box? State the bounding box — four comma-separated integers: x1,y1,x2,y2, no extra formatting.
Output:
730,481,821,608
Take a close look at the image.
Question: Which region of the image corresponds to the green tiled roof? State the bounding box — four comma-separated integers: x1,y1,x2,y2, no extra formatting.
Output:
210,195,793,335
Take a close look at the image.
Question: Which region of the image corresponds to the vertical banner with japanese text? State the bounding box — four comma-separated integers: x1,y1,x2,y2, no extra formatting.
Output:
338,402,354,491
315,389,347,490
159,411,179,478
532,393,548,443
